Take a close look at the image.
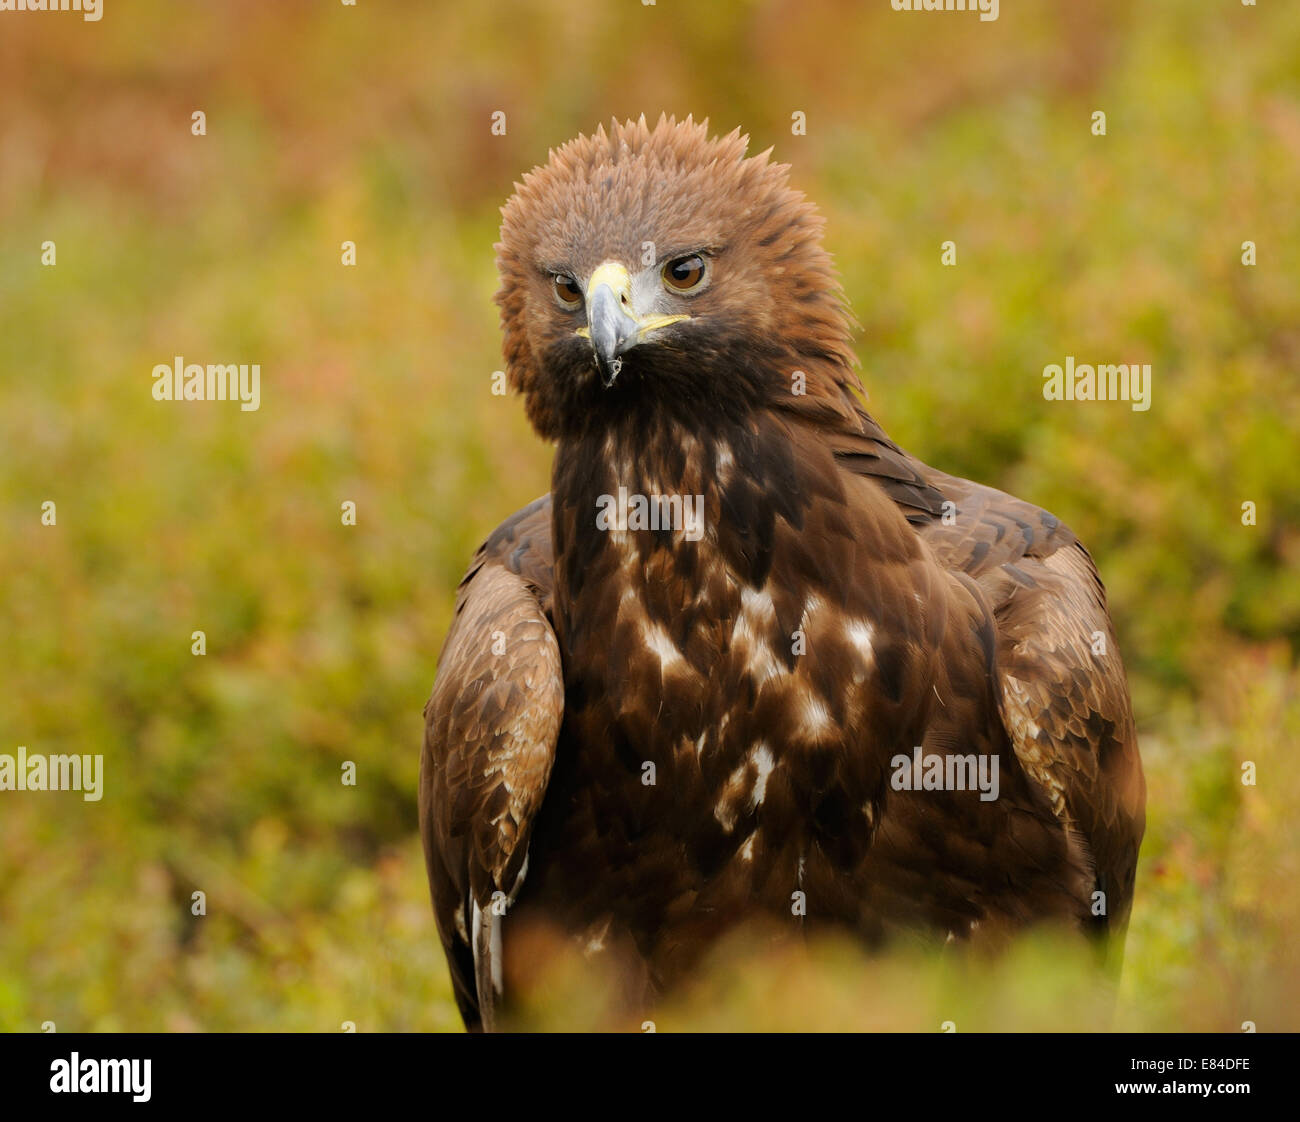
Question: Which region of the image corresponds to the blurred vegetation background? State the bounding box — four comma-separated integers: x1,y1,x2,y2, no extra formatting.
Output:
0,0,1297,1031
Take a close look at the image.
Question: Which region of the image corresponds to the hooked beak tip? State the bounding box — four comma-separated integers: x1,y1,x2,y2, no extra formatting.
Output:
586,282,638,385
598,355,623,387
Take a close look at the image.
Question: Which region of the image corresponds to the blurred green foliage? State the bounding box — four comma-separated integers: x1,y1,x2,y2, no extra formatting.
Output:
0,0,1296,1031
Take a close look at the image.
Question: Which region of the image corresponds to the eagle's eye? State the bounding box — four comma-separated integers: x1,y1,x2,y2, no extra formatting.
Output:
552,273,583,308
663,254,707,293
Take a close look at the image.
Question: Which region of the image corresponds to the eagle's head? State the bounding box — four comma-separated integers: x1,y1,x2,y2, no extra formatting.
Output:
496,115,858,441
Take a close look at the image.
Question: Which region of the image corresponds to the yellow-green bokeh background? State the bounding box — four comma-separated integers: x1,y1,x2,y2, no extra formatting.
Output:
1,0,1297,1031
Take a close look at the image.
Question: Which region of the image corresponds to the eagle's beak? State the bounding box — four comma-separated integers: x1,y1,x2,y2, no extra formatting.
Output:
578,262,687,387
584,263,639,387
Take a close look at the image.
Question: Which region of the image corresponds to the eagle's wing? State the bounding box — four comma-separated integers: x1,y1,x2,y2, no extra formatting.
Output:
912,466,1147,956
830,402,1144,949
419,497,561,1030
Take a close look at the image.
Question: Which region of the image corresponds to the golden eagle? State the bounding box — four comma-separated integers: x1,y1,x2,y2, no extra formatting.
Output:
420,116,1146,1031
